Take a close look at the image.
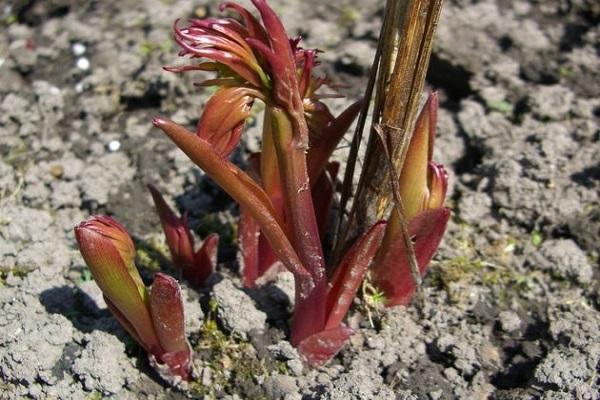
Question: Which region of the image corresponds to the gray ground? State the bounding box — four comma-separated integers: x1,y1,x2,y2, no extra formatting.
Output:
0,0,598,399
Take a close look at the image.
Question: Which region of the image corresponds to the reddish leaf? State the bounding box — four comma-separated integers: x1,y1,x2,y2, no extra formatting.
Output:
237,153,277,287
238,206,260,287
173,19,264,87
149,274,190,357
186,233,219,287
290,275,328,346
153,117,310,281
238,207,280,287
372,207,450,306
298,50,318,98
297,326,354,367
307,100,362,183
220,2,269,44
306,100,335,144
149,274,192,382
160,350,193,383
147,184,195,271
427,161,448,210
326,221,386,329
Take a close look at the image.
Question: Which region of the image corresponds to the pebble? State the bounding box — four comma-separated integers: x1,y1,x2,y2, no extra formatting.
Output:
76,57,90,71
71,42,86,56
107,140,121,152
49,164,64,179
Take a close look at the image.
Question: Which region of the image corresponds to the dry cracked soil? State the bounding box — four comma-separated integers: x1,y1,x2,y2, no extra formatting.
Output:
0,0,599,399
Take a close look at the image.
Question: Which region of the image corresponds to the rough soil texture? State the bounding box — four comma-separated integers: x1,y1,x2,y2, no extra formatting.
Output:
1,0,599,399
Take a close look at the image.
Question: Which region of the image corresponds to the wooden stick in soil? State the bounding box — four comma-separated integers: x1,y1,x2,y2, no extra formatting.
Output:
334,0,444,283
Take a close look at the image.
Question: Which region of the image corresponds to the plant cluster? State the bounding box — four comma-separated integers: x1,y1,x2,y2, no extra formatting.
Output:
74,0,449,383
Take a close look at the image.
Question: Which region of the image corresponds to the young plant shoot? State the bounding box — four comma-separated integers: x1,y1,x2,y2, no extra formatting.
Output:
370,93,450,306
74,0,449,372
148,184,219,288
74,216,193,383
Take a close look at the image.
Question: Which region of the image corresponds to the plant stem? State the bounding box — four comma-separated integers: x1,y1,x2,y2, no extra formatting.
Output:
269,107,328,343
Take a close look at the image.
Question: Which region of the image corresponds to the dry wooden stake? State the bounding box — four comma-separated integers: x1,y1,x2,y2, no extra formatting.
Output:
334,0,444,289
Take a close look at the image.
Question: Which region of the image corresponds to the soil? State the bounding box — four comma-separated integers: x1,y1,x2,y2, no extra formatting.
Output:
1,0,598,399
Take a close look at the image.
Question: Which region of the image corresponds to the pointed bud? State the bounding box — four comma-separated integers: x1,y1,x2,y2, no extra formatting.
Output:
74,216,160,353
399,92,440,219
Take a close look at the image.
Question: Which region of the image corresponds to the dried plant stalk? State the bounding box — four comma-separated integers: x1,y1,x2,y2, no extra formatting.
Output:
336,0,444,255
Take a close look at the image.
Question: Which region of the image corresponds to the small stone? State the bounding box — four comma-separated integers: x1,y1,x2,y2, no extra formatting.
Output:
49,164,64,178
71,42,86,56
76,57,90,71
212,277,267,340
107,140,121,152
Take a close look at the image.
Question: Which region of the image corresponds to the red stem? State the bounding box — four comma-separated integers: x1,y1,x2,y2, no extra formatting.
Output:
269,107,328,344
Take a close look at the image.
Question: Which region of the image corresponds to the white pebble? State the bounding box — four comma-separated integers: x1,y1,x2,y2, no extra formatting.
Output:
76,57,90,71
107,140,121,152
71,42,86,56
75,82,84,93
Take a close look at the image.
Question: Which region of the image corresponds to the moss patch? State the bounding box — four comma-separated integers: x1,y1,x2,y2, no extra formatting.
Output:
188,302,267,399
